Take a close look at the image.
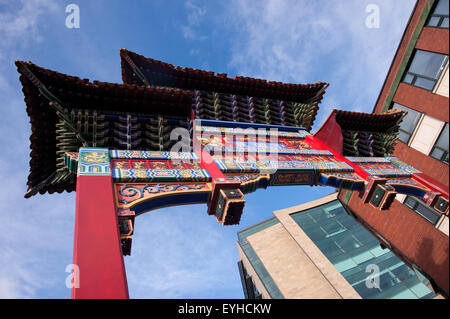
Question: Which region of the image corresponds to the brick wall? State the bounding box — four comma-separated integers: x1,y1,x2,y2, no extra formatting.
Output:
373,0,428,114
393,140,449,186
393,83,449,122
415,27,449,55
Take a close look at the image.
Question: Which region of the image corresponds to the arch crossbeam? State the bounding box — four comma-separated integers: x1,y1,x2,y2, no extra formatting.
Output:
65,121,448,259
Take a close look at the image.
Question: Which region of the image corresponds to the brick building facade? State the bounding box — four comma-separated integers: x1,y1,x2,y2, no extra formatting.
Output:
339,0,449,297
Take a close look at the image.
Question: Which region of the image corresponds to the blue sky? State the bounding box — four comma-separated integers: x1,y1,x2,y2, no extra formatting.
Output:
0,0,416,298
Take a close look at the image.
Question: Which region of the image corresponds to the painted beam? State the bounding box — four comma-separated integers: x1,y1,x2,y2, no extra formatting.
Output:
194,118,307,132
305,135,370,180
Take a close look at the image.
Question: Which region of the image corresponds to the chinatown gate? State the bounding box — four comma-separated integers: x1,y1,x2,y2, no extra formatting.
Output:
16,49,449,298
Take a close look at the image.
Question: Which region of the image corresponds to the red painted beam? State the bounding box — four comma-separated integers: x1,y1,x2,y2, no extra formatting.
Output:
194,149,225,180
309,133,448,199
413,173,449,199
305,135,370,180
72,175,129,299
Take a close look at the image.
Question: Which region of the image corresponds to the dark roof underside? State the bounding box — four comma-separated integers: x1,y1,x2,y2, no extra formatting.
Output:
120,49,328,104
17,49,330,198
16,61,192,197
335,109,405,157
334,109,404,133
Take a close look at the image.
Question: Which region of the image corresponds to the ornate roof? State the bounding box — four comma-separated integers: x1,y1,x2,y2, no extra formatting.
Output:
314,109,406,157
16,60,192,197
120,49,328,131
16,49,330,197
333,109,405,133
120,49,329,104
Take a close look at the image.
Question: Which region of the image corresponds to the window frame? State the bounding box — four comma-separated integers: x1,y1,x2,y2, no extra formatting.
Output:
426,0,449,29
402,49,449,91
390,102,422,145
404,196,443,225
429,122,449,165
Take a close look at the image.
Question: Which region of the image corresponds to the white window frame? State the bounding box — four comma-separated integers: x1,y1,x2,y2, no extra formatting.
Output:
407,114,445,156
433,60,449,97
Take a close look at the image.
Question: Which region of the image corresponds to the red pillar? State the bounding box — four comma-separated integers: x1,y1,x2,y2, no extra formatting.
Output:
71,148,129,299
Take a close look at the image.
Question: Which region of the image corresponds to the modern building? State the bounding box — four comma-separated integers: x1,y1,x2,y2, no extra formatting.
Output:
338,0,449,297
237,193,440,299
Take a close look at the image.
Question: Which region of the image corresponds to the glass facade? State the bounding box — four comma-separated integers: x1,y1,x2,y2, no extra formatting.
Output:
237,261,262,299
237,217,284,299
291,200,436,299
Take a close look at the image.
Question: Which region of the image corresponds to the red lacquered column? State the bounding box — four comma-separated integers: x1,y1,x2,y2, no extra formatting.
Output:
71,148,129,299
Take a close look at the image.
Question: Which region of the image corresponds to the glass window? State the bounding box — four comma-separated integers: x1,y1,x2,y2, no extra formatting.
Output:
404,196,418,208
321,219,345,235
427,0,449,28
352,228,379,245
334,234,362,252
290,200,435,299
390,103,421,144
430,123,449,164
391,264,416,282
237,218,285,299
404,195,442,225
442,17,450,28
316,238,345,257
402,50,448,90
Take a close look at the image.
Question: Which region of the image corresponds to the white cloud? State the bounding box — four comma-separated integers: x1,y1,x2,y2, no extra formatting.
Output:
224,0,416,130
0,0,74,299
0,0,59,61
0,154,76,298
0,277,22,299
181,0,208,41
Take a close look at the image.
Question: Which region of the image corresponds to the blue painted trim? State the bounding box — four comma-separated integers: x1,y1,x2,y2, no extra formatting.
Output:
132,192,210,215
390,184,427,198
109,150,199,160
318,174,364,191
194,119,306,132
